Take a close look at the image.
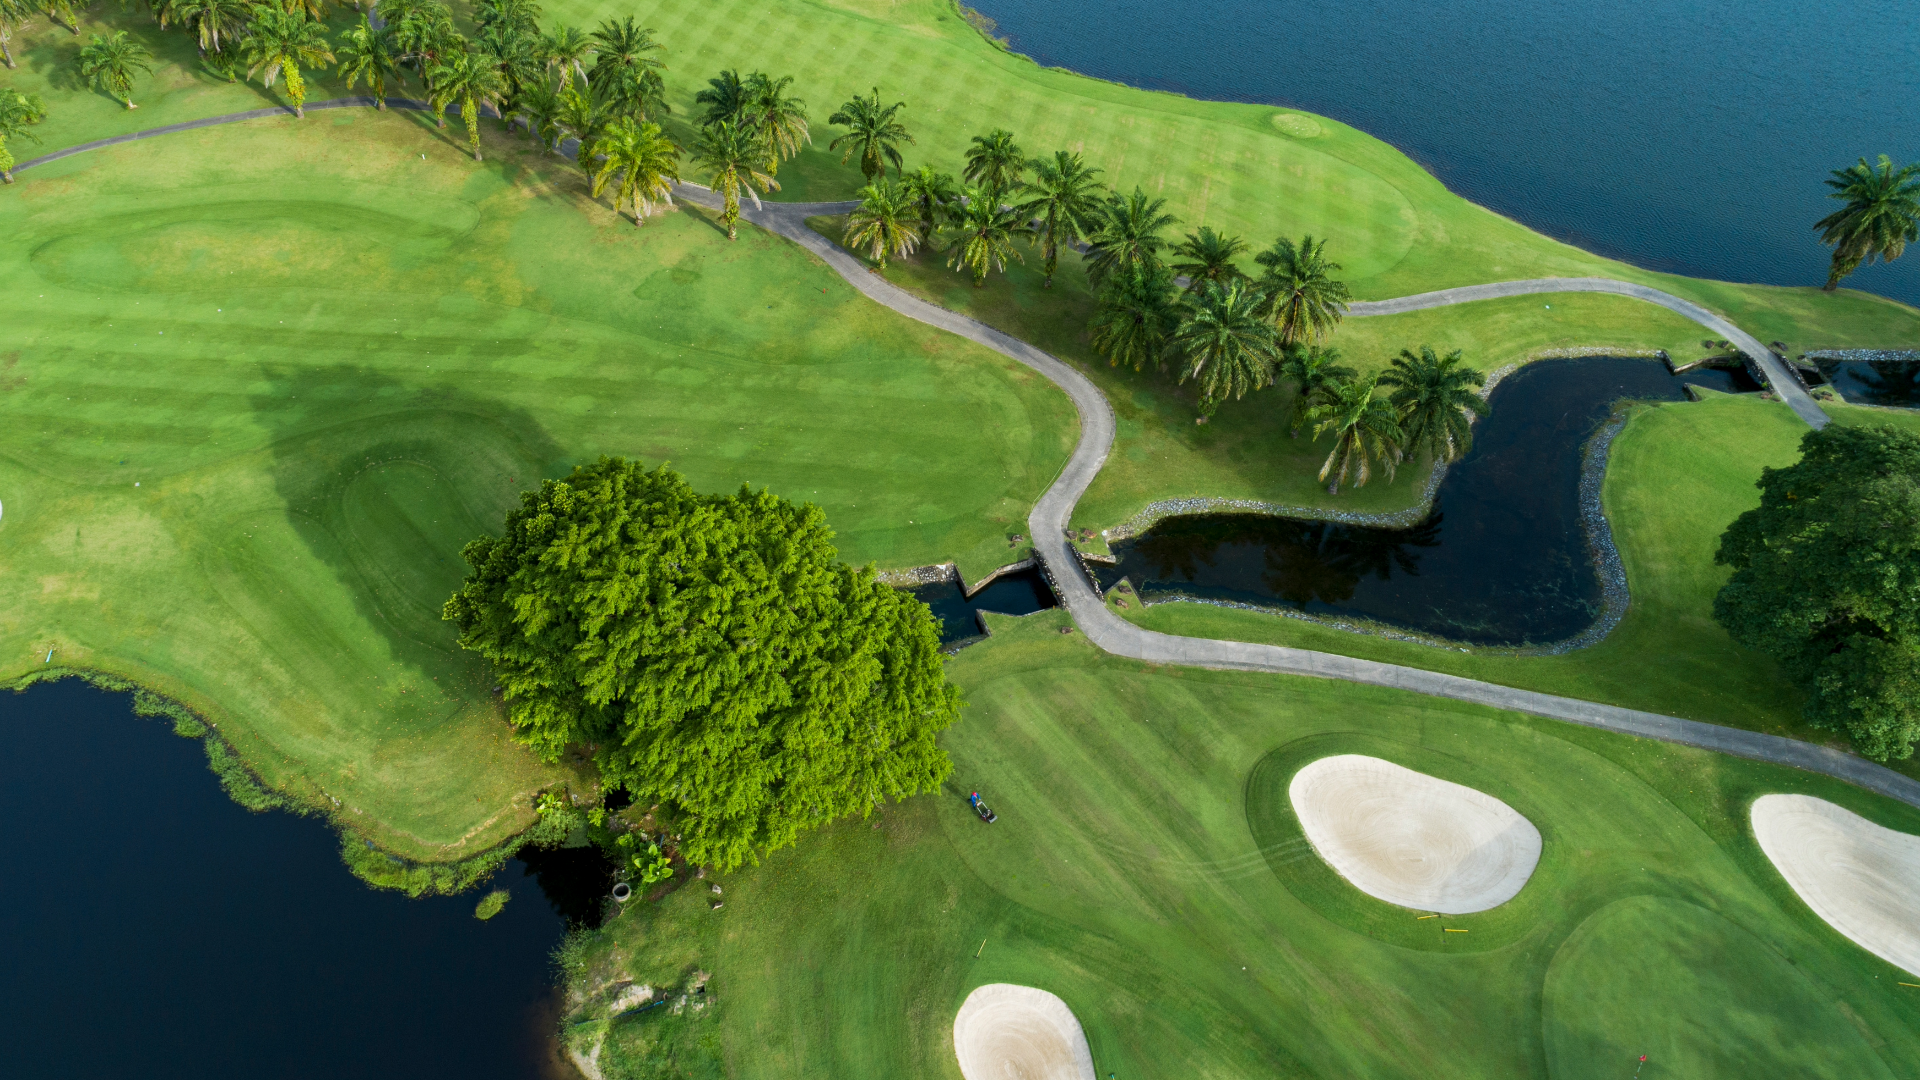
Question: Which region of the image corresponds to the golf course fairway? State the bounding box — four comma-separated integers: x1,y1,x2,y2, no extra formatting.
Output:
561,614,1920,1078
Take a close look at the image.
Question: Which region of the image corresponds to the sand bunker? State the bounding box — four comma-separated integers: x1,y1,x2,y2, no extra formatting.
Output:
1289,755,1542,913
1752,794,1920,976
952,984,1096,1080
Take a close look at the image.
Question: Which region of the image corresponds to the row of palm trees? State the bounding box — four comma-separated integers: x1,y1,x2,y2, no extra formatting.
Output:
0,82,44,182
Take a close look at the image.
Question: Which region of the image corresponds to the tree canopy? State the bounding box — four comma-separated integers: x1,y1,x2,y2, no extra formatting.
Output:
1714,424,1920,760
444,458,961,869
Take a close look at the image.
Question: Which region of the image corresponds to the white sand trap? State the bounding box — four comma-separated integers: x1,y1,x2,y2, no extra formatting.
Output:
1752,794,1920,976
1289,754,1542,913
952,983,1096,1080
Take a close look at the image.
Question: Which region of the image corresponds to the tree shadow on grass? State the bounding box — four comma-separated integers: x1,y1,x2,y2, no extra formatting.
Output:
248,361,569,690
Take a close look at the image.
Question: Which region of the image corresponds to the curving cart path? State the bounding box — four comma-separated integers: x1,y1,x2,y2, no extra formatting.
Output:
20,103,1913,809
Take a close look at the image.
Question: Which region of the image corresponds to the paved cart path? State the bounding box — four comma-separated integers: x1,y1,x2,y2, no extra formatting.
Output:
24,104,1912,808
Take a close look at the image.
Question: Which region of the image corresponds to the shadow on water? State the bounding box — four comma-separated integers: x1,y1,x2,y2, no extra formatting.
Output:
1818,358,1920,409
906,566,1058,644
0,680,593,1078
1096,357,1751,646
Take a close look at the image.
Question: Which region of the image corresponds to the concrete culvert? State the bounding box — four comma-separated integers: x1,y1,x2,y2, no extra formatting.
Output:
611,882,632,903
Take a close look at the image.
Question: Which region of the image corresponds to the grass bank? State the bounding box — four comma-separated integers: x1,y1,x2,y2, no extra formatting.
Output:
0,110,1073,858
563,613,1920,1078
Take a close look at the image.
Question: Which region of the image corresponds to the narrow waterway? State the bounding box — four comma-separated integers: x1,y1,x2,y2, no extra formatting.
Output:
0,680,589,1078
908,564,1058,644
1095,358,1756,646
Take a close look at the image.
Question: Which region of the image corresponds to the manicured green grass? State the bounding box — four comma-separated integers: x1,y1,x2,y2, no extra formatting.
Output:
0,111,1073,857
1119,392,1920,779
567,612,1920,1078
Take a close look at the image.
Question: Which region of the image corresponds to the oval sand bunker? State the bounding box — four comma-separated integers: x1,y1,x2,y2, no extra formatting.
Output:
1289,755,1542,913
953,983,1096,1080
1752,794,1920,976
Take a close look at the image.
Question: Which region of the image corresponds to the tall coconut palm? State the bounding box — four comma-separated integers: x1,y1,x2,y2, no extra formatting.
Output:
843,178,921,269
538,24,593,93
0,0,33,69
1276,343,1354,439
242,10,332,118
1379,344,1488,464
1173,279,1280,412
943,183,1024,286
385,0,456,76
428,45,508,160
900,164,957,240
1090,262,1179,371
742,71,808,173
166,0,251,57
692,119,777,240
1084,186,1178,288
1255,234,1351,345
477,23,542,113
0,86,47,183
590,116,680,227
1815,155,1920,290
40,0,79,34
589,17,665,121
828,87,912,181
335,15,401,109
556,86,610,172
1308,375,1403,494
1171,226,1249,291
512,79,565,152
695,68,748,127
963,127,1024,190
1018,150,1103,288
77,31,154,109
474,0,539,36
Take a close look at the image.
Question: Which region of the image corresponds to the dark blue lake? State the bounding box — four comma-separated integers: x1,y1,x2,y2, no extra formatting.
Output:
973,0,1920,308
0,680,589,1079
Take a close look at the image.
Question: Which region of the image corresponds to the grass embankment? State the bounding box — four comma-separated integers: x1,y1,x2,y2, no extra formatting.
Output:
565,613,1920,1078
0,112,1073,859
1120,393,1920,779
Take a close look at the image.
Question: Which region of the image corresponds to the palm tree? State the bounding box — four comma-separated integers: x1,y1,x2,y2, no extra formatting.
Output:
590,117,681,227
477,23,542,113
963,128,1024,189
0,0,32,69
557,86,610,173
513,79,565,152
1172,226,1249,290
242,10,332,118
1815,155,1920,290
692,119,778,239
164,0,251,57
828,87,912,181
900,165,958,240
1379,345,1488,464
474,0,539,36
428,45,509,160
843,178,921,269
1275,343,1354,439
589,17,666,121
40,0,79,34
1084,186,1179,287
1255,234,1351,346
278,0,328,24
335,15,401,109
385,0,456,76
1018,150,1103,288
77,32,154,109
695,68,748,127
1090,262,1179,371
0,87,47,184
742,71,808,173
1173,279,1280,412
1308,375,1403,494
943,183,1025,286
538,24,593,93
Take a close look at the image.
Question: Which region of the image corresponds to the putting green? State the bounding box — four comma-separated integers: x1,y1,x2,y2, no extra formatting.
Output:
562,616,1920,1078
0,112,1073,858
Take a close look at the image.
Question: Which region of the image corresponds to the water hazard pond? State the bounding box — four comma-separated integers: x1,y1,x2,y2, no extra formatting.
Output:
0,680,598,1078
1094,357,1758,647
